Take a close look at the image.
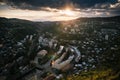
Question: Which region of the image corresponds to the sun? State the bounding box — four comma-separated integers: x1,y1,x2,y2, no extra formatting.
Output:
64,9,74,16
59,8,75,16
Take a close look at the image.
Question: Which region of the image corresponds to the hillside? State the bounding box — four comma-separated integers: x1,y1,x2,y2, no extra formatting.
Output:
0,17,120,80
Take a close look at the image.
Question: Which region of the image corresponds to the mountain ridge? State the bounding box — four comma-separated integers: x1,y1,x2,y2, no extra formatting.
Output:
0,15,120,22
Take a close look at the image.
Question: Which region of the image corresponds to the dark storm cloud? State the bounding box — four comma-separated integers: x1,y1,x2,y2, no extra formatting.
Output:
1,0,68,10
1,0,119,10
72,0,118,8
1,0,120,16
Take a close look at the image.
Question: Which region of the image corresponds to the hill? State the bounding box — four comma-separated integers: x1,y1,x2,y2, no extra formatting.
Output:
0,16,120,80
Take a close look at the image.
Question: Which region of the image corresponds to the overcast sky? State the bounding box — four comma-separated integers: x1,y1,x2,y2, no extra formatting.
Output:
0,0,120,21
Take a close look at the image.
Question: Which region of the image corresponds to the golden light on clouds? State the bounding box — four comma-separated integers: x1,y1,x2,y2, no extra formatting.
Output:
0,2,113,22
0,6,81,21
0,0,119,21
59,8,75,16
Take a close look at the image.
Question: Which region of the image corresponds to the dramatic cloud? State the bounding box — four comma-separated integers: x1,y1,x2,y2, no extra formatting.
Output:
0,0,119,10
0,5,81,21
0,0,120,21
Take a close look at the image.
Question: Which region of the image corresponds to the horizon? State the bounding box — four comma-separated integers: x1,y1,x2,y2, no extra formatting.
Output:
0,0,120,21
0,15,120,22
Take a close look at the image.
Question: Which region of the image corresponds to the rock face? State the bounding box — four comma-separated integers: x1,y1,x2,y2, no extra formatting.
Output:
37,50,48,57
70,46,81,62
34,50,48,64
51,52,74,70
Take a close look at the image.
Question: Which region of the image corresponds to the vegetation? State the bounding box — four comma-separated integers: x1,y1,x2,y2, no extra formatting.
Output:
0,17,120,80
64,68,120,80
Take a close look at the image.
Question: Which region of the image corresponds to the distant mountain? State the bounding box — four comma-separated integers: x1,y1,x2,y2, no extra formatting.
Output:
75,16,120,22
0,16,120,41
0,17,41,41
1,15,120,23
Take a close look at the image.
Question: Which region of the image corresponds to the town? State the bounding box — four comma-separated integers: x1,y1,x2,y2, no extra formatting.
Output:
0,17,120,80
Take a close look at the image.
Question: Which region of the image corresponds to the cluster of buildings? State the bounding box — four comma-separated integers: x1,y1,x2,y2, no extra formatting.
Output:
0,20,120,80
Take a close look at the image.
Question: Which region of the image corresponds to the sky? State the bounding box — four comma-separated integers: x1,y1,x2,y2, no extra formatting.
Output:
0,0,120,21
